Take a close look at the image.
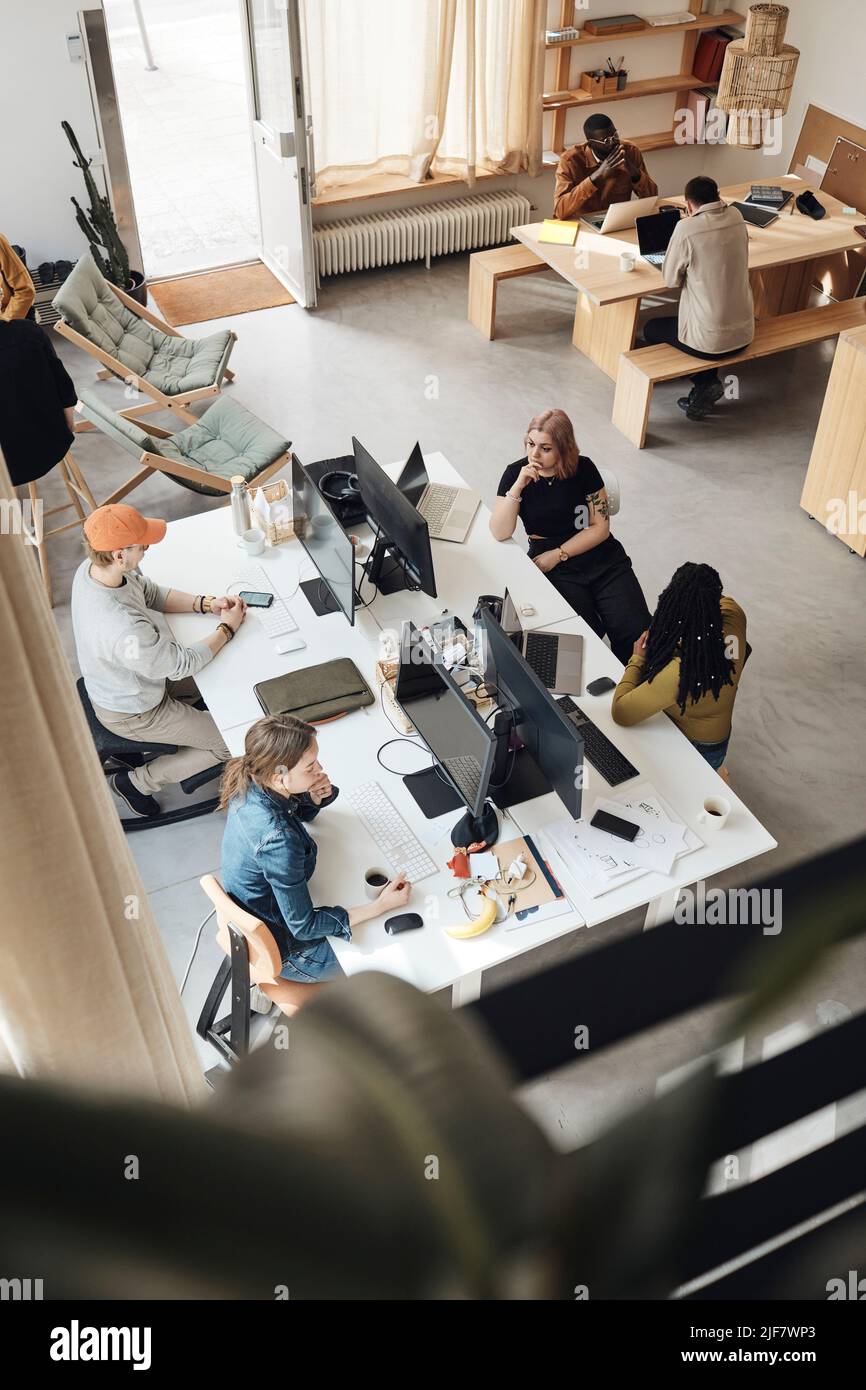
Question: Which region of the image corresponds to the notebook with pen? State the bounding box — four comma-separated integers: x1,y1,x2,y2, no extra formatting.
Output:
254,658,374,724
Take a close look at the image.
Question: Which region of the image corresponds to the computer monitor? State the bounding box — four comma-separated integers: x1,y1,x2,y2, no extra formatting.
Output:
352,437,437,598
396,622,497,846
291,452,356,625
479,608,585,820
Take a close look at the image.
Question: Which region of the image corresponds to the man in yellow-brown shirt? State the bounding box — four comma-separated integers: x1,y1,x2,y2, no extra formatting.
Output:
553,114,658,221
0,234,36,320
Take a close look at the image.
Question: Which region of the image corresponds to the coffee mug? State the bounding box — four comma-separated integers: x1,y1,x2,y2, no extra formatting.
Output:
619,251,636,273
364,867,389,900
241,526,265,556
699,795,731,830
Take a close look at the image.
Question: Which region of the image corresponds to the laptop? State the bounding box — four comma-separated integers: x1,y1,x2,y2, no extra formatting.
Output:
580,194,659,234
395,443,481,544
732,200,780,229
635,207,681,266
501,589,583,695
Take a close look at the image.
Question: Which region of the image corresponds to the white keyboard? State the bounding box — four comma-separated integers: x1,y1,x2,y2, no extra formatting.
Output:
345,780,438,883
238,563,298,639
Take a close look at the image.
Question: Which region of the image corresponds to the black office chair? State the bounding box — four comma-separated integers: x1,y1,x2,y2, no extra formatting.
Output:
77,678,222,832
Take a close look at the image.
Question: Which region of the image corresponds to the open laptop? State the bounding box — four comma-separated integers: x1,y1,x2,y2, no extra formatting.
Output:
580,194,659,234
395,443,480,544
635,206,681,266
502,589,583,695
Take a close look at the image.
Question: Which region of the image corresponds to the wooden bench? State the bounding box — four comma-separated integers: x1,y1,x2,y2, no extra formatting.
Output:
467,244,548,339
612,299,866,449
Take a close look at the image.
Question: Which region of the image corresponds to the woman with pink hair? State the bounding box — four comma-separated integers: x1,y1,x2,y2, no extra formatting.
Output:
490,409,650,665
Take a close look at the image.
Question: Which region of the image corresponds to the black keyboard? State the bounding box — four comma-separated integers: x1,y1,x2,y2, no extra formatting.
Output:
524,631,559,688
556,695,639,787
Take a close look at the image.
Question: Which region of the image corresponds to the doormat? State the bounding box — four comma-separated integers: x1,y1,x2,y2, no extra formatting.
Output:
149,261,295,325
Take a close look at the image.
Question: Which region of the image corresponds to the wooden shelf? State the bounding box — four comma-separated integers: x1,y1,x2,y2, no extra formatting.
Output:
545,11,744,49
544,72,706,113
312,166,497,209
543,130,679,167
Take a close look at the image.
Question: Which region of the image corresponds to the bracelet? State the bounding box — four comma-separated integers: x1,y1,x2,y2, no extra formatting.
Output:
217,622,234,642
506,489,522,501
194,594,204,613
203,595,215,614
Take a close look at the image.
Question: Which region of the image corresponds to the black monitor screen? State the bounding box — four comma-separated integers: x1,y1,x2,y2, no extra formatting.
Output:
480,609,584,820
636,207,679,256
291,454,356,625
395,623,494,817
352,437,437,598
395,442,428,510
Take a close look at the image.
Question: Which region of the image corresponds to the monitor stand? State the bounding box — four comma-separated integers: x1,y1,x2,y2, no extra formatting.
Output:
364,537,416,595
300,577,340,617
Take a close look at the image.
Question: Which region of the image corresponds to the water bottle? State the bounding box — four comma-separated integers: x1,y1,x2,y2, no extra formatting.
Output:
229,476,248,546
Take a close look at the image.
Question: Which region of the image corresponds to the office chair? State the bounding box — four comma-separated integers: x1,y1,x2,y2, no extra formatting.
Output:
197,874,316,1077
77,677,221,832
598,466,621,517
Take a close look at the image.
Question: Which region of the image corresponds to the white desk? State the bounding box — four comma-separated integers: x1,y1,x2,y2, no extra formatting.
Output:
143,451,776,1006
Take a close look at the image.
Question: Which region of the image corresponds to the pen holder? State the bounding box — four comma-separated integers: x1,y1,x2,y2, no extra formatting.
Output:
580,70,607,97
616,69,628,91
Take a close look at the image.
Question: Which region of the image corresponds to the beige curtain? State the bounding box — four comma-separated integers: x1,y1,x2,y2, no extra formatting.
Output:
0,451,206,1103
301,0,544,192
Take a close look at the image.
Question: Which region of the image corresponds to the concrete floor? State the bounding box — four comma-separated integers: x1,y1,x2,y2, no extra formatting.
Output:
41,252,866,1155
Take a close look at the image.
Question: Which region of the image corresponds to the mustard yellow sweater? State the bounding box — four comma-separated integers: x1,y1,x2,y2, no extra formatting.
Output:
611,597,748,744
0,235,35,320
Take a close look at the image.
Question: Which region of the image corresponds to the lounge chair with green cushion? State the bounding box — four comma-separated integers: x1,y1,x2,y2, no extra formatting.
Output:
76,387,290,502
53,253,237,427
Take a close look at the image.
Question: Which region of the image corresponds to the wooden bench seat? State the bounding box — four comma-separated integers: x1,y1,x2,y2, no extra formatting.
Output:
612,299,866,449
468,243,548,339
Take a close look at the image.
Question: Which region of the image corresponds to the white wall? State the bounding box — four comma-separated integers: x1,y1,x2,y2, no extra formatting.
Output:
1,1,104,265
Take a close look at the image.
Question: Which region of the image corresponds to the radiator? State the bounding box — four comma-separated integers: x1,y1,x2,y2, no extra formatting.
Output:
313,189,532,279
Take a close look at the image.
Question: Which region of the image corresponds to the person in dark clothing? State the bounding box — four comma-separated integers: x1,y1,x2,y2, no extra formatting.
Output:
490,409,651,665
0,319,77,485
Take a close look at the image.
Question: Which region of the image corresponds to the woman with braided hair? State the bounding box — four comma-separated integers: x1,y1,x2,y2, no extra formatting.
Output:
611,563,748,774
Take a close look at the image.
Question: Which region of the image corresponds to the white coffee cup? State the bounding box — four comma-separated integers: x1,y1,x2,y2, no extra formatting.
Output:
619,251,636,273
241,526,265,556
364,867,389,900
699,795,731,830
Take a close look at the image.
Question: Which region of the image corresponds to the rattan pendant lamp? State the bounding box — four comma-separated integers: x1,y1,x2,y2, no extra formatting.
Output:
716,4,800,149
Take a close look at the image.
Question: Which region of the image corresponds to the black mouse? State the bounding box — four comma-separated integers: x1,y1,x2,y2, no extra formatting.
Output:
384,913,424,935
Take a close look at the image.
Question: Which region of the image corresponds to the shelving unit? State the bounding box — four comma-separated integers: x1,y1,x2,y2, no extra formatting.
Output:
545,1,744,159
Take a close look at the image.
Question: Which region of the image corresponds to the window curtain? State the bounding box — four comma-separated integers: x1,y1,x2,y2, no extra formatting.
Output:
0,450,206,1103
301,0,544,193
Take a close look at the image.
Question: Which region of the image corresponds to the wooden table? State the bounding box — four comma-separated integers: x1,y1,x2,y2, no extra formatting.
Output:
512,175,866,380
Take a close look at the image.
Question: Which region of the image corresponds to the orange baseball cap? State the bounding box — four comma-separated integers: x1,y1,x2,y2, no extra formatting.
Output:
84,504,167,550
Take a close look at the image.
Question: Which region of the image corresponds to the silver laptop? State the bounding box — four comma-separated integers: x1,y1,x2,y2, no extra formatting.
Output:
395,443,480,544
580,193,659,235
502,589,583,695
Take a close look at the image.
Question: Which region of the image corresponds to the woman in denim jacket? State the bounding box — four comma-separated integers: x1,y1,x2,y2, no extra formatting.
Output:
220,714,411,983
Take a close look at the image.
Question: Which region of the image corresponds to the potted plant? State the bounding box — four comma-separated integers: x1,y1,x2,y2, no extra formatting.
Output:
61,120,146,305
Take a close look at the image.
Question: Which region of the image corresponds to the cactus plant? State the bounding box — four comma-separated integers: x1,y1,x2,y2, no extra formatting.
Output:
62,119,131,290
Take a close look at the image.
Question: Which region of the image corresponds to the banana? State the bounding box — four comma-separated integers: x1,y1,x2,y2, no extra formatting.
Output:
445,885,499,939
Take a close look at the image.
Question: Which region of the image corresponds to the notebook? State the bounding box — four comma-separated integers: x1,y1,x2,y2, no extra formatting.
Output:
539,219,579,246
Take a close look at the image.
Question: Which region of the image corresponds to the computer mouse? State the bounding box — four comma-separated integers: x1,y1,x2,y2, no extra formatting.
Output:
384,912,424,935
520,604,536,617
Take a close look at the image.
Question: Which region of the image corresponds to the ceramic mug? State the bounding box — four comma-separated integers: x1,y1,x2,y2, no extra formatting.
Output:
241,526,265,556
699,795,731,831
619,251,636,273
364,867,389,900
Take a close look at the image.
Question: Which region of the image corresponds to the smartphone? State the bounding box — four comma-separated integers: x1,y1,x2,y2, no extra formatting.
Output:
590,809,639,842
854,225,866,240
385,913,424,935
239,590,274,608
587,676,617,696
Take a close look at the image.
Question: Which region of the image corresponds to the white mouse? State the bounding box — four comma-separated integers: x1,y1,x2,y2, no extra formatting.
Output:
520,604,536,617
275,636,307,654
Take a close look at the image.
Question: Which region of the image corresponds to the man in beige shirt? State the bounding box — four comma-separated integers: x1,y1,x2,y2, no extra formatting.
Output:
642,175,754,421
553,114,657,220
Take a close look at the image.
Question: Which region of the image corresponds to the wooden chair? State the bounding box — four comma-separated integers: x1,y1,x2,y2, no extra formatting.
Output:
613,299,866,449
197,874,318,1071
467,244,549,339
23,453,96,608
53,253,236,429
76,387,290,502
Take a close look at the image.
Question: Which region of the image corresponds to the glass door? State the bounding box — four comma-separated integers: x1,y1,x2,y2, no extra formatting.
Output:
242,0,316,307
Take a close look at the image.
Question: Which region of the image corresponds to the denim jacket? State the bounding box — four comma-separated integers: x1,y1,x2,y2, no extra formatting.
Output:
221,781,351,961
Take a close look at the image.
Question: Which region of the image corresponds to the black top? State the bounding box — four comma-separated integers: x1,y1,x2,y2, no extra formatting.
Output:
497,455,615,559
0,320,77,484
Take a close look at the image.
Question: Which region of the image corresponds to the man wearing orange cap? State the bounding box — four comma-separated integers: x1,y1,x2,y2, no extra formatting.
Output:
71,503,246,818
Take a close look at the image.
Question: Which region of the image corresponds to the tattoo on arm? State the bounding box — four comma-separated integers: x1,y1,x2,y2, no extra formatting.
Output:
587,490,610,523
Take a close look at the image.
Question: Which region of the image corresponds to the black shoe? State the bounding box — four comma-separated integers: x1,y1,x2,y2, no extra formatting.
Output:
681,381,725,421
112,770,160,818
677,386,700,413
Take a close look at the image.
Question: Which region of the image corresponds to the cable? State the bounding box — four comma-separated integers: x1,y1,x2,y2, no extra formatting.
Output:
179,907,216,996
375,736,434,777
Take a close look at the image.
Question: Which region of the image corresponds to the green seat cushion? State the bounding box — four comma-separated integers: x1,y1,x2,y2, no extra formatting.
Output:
76,386,158,456
54,253,231,394
157,396,290,493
